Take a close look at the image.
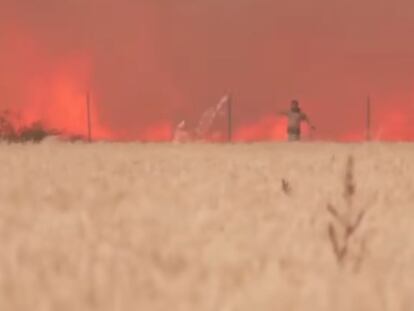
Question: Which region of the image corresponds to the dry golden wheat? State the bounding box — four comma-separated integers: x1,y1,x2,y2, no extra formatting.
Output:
0,141,413,310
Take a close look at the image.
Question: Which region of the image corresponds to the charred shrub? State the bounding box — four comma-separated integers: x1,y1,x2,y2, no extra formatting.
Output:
0,110,56,143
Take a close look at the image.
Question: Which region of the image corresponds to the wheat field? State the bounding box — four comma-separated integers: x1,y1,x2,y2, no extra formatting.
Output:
0,141,413,311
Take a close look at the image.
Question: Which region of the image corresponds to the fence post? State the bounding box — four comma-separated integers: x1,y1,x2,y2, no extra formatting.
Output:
86,92,92,142
227,95,232,142
366,96,371,141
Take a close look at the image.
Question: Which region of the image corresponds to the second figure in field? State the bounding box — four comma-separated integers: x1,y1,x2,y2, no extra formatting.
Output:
279,100,316,141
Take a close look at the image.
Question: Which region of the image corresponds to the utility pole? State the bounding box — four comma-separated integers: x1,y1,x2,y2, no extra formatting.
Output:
227,95,233,142
366,96,371,141
86,92,92,142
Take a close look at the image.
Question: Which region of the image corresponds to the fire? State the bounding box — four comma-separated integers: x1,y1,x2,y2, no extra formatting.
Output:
139,121,173,142
4,26,414,143
233,115,313,142
341,104,414,142
234,115,286,142
0,27,111,140
374,108,414,141
22,55,113,140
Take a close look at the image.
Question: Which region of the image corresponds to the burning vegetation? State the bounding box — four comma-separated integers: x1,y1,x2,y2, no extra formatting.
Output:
0,110,86,143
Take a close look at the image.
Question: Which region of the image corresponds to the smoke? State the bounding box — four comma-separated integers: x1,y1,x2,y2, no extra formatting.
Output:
1,0,414,141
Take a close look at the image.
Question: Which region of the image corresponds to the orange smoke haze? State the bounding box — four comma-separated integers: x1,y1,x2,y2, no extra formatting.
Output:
2,1,414,142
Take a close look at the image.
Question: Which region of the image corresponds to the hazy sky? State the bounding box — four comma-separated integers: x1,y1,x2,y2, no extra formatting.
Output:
2,0,414,140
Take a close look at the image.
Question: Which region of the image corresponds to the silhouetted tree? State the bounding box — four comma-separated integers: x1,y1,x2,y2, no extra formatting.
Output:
0,110,17,142
18,122,53,143
0,110,58,143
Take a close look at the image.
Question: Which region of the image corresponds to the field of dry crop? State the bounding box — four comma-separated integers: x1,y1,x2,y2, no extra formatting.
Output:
0,141,413,311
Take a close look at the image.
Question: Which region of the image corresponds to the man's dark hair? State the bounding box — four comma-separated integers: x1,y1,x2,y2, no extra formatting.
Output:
290,100,301,113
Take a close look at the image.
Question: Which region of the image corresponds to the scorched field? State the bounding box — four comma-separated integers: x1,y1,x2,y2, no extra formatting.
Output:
0,141,413,310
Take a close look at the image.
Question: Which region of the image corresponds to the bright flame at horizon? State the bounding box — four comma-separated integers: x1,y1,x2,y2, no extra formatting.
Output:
21,56,114,140
3,26,414,143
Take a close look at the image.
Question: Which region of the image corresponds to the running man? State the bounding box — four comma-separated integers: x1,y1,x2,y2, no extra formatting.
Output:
278,100,316,141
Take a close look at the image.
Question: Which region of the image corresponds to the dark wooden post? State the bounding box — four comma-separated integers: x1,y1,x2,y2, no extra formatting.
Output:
227,95,233,142
86,92,92,142
366,96,371,141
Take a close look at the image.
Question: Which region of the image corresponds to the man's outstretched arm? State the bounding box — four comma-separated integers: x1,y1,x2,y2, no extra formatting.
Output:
303,114,316,130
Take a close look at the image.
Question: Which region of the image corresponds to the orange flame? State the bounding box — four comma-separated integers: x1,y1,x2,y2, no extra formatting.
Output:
139,121,173,142
234,115,310,142
341,103,414,142
4,26,414,143
374,108,414,141
22,55,113,140
234,115,286,142
1,25,113,140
